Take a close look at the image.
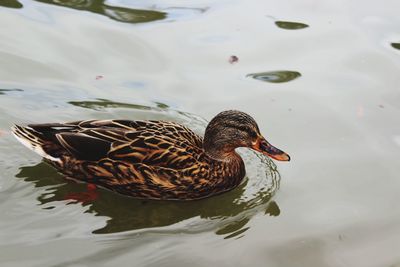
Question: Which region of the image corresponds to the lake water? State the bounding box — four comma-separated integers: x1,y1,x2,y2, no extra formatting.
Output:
1,0,400,266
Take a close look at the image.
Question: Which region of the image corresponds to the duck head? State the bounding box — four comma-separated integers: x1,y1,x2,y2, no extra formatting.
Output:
203,110,290,161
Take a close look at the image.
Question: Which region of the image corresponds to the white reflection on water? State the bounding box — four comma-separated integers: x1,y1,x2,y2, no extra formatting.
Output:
393,136,400,147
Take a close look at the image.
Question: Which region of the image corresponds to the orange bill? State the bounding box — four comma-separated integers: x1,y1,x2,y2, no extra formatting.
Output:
252,136,290,161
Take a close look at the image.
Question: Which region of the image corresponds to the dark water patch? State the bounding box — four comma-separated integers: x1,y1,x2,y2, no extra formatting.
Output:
68,98,168,111
391,43,400,50
216,218,250,236
247,71,301,83
223,226,250,240
154,102,170,109
265,201,280,216
275,21,309,30
34,0,167,24
0,0,23,9
0,88,24,95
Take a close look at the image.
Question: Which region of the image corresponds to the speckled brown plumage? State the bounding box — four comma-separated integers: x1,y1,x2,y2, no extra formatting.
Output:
12,110,290,200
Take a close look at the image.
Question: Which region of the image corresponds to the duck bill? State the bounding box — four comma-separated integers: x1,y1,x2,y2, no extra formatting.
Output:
253,137,290,161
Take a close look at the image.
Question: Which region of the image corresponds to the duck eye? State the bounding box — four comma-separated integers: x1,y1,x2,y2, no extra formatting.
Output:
249,130,258,138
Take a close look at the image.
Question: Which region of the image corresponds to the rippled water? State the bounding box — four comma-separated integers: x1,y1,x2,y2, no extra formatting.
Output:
275,21,309,30
1,0,400,266
247,70,301,83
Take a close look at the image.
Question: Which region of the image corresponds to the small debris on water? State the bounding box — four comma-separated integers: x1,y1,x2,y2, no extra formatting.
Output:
229,55,239,64
95,75,104,80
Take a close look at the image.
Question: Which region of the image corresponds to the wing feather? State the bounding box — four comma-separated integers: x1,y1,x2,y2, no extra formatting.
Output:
18,119,204,169
55,132,111,161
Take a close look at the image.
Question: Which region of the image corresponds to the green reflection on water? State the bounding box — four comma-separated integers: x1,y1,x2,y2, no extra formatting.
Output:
69,98,169,111
16,158,280,237
0,88,24,95
275,21,309,30
392,43,400,50
0,0,23,9
34,0,167,24
216,217,250,236
247,71,301,83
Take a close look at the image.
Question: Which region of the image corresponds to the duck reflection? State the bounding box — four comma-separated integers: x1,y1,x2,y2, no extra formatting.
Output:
16,156,280,238
33,0,167,24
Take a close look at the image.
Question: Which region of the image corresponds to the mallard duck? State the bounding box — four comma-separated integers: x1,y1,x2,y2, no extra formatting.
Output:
12,110,290,200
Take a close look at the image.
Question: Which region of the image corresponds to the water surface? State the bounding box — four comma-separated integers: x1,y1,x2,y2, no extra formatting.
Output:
1,0,400,266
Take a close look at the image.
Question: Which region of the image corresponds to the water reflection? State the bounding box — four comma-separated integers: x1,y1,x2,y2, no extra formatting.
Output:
34,0,167,24
275,21,309,30
247,70,301,83
68,98,169,111
0,0,22,9
15,152,280,237
0,88,23,95
391,43,400,50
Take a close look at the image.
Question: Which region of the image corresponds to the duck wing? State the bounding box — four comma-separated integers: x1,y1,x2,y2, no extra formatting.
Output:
13,119,204,169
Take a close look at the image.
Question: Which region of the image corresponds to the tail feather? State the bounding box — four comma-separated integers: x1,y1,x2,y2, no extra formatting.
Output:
12,125,61,162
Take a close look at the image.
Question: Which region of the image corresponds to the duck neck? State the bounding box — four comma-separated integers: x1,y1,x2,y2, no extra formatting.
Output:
203,144,237,162
204,146,246,185
203,131,246,184
203,131,238,162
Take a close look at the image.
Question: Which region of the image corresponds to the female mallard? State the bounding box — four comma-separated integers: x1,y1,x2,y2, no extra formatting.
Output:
12,110,290,200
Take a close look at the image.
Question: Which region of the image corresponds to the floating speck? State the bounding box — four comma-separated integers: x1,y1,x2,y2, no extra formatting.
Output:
95,75,103,80
247,70,301,83
229,55,239,64
275,21,309,30
391,43,400,50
